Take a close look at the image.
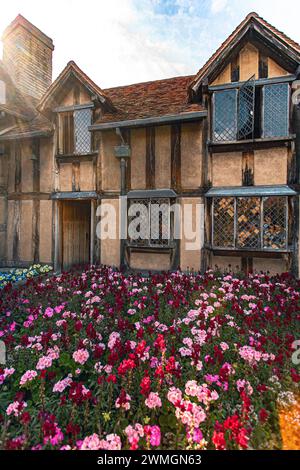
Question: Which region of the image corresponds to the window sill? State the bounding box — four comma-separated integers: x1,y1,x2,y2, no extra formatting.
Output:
126,244,175,254
209,135,295,152
56,152,98,163
208,246,293,258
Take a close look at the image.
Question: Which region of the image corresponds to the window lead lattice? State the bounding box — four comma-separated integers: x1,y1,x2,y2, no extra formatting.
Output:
263,196,287,249
128,198,171,247
237,197,261,249
74,108,92,154
213,90,237,142
213,197,235,248
263,83,289,138
237,76,255,140
212,196,289,252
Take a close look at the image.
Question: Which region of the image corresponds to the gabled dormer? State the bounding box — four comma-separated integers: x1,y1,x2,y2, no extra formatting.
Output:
38,61,116,156
189,12,300,146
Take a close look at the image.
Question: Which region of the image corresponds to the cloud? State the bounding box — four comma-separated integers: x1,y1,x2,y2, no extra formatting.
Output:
0,0,299,89
211,0,228,14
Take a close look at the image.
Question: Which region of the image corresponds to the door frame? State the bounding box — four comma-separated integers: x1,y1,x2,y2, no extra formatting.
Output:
53,198,95,271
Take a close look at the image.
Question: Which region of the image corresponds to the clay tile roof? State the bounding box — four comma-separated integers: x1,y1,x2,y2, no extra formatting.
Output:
190,12,300,91
0,60,37,119
96,75,204,124
0,113,53,140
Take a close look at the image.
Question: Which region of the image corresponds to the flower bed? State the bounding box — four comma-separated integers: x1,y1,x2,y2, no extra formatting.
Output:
0,265,53,289
0,267,299,450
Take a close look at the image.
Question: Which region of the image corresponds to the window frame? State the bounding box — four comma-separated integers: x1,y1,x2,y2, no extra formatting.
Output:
127,197,174,249
212,81,290,143
211,195,289,252
57,105,93,156
262,83,290,138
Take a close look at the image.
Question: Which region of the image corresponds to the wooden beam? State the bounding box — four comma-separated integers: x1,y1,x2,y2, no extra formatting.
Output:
242,151,254,186
15,142,21,193
12,200,20,261
171,124,181,191
32,139,40,263
146,127,155,189
72,162,80,192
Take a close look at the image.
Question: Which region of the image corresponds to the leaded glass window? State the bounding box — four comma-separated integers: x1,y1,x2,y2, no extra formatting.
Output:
263,196,287,249
212,81,290,142
263,83,289,138
74,108,92,154
212,196,288,251
128,198,171,247
237,197,260,249
213,90,237,142
58,108,92,155
213,197,235,247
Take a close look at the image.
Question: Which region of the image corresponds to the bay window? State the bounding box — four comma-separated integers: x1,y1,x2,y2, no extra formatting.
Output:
212,196,288,251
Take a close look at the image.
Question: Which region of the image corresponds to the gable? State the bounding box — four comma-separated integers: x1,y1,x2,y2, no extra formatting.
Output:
37,61,115,116
211,42,290,87
53,78,95,109
190,12,300,98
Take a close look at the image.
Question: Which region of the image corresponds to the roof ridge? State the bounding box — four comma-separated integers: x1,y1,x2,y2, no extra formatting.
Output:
255,14,300,51
103,74,194,92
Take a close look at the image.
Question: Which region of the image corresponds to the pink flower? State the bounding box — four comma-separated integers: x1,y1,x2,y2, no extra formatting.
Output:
36,355,53,370
6,400,27,417
145,392,162,409
73,349,89,365
20,370,38,386
80,433,121,450
53,375,73,392
167,387,182,405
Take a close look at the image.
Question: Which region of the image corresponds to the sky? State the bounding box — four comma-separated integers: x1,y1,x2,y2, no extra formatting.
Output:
0,0,299,89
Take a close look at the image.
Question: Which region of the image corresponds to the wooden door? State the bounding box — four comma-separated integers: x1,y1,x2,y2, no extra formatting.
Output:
62,201,90,269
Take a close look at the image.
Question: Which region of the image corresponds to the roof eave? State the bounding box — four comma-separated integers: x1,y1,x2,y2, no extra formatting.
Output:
89,111,207,131
0,129,53,141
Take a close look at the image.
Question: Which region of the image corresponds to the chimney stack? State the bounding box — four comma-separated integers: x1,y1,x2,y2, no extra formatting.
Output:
2,14,54,100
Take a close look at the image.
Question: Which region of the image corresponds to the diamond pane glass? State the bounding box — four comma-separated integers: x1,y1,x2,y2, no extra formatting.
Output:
128,199,149,246
237,76,255,140
263,83,289,137
213,90,237,142
150,199,170,246
213,197,235,247
74,109,92,154
128,198,171,247
263,197,287,249
237,197,261,248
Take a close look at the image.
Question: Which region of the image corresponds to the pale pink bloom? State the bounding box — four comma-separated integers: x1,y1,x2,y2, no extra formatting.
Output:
167,387,182,405
53,375,72,392
73,348,89,365
36,355,53,370
6,400,27,417
145,392,162,409
185,380,199,397
20,370,38,386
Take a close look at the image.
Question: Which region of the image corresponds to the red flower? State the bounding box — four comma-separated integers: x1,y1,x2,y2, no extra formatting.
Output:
106,374,117,383
259,408,269,423
140,375,151,396
154,334,166,352
212,431,226,450
291,368,300,383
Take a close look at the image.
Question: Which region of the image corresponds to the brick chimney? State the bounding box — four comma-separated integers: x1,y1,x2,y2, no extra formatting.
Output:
2,14,54,100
